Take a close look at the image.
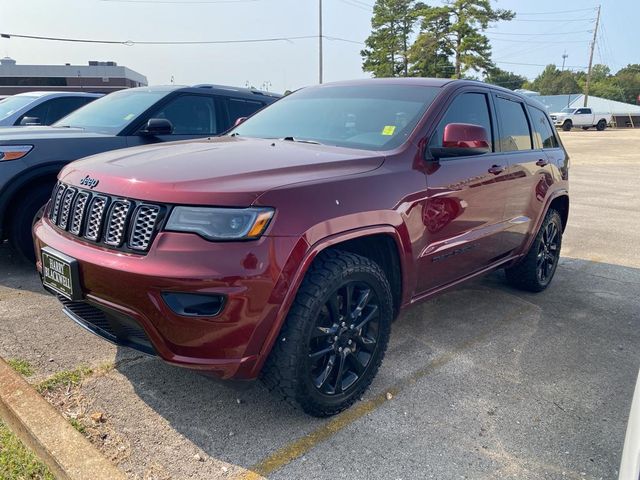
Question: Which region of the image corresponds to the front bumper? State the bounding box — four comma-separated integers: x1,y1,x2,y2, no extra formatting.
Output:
34,217,305,379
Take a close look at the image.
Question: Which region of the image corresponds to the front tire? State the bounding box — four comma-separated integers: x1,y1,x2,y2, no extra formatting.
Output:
562,120,573,131
505,209,563,292
262,249,393,417
8,185,53,263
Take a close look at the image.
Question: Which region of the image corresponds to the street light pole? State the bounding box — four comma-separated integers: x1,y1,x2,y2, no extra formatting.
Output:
319,0,323,84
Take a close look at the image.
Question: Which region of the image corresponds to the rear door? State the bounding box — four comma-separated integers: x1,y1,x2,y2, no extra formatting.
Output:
494,94,548,252
226,97,266,128
417,89,511,293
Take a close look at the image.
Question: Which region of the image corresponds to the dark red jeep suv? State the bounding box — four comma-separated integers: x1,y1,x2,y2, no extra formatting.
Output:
34,79,569,417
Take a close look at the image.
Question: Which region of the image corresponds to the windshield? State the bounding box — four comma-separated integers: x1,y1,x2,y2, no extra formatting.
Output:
0,96,37,121
54,89,169,134
560,108,576,114
229,84,441,151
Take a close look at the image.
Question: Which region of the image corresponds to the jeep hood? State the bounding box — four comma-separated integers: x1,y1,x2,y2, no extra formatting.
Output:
0,125,112,141
59,136,385,206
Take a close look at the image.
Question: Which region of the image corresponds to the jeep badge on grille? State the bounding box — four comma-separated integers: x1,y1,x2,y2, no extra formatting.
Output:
80,175,99,189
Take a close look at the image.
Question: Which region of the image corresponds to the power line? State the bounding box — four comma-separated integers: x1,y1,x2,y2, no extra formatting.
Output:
496,60,588,69
0,32,319,45
513,7,598,15
487,30,592,36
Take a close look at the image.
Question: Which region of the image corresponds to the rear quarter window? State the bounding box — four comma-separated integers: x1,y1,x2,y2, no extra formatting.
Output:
529,107,559,149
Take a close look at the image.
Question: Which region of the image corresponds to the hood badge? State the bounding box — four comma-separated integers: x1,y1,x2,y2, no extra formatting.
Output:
80,175,100,189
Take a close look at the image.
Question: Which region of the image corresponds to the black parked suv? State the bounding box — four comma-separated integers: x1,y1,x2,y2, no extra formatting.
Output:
0,84,280,260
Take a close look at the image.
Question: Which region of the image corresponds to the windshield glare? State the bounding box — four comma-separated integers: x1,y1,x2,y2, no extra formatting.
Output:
0,96,37,121
561,108,576,113
54,89,169,134
230,84,441,151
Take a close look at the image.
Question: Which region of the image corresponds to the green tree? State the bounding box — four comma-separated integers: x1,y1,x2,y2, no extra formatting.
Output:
484,67,527,89
614,64,640,104
361,0,419,77
413,0,514,78
530,64,580,95
407,31,454,77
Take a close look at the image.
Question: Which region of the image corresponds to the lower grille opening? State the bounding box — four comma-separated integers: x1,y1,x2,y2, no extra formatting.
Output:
58,296,156,356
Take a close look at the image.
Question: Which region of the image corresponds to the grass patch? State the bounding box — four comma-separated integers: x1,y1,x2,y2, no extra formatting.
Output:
0,421,54,480
7,359,34,377
68,419,86,435
36,366,93,394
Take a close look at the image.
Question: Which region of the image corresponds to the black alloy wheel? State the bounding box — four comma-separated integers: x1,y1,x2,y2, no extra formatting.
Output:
536,220,560,285
307,281,381,396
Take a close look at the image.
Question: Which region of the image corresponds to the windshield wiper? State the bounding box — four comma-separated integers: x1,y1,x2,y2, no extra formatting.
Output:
281,136,322,145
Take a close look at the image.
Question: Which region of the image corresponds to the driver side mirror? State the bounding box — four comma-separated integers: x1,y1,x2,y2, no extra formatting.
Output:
19,116,41,126
139,118,173,136
428,123,490,160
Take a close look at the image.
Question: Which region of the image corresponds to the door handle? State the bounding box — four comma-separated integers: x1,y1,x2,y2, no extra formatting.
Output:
488,164,505,175
536,159,549,167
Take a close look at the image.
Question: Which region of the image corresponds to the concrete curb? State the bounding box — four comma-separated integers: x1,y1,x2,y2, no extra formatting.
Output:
0,357,126,480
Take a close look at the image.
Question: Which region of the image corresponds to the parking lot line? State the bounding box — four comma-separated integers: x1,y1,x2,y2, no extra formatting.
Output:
236,306,534,480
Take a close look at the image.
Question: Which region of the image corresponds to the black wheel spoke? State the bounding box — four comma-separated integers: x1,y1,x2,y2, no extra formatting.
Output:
309,345,335,359
355,304,379,331
347,352,367,376
314,354,337,389
333,352,347,394
351,288,371,319
311,324,338,340
343,283,354,316
356,334,377,353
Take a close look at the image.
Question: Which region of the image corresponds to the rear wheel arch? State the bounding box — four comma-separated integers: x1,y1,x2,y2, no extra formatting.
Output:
548,194,569,232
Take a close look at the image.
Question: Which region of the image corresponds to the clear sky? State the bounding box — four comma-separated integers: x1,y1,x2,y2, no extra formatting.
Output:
0,0,637,92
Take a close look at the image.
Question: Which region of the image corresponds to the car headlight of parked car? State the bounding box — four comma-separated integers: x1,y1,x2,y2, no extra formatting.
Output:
165,206,274,240
0,145,33,161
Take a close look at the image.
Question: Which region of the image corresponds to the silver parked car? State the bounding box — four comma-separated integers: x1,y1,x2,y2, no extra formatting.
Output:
0,91,102,126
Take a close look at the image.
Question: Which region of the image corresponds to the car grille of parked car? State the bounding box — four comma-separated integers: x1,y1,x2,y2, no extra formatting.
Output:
48,182,164,253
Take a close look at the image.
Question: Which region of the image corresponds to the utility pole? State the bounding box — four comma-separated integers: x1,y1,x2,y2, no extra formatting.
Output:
561,51,568,71
583,4,601,107
319,0,323,84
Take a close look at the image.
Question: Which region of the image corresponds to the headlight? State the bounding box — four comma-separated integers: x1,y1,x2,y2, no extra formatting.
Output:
165,206,274,240
0,145,33,161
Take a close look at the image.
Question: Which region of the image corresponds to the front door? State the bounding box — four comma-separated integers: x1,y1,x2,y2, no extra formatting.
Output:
416,90,512,293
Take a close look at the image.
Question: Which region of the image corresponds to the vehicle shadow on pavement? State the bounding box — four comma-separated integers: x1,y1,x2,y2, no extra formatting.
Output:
107,258,640,478
0,242,46,295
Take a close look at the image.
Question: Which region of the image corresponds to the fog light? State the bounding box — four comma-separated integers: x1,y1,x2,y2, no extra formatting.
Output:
162,292,226,317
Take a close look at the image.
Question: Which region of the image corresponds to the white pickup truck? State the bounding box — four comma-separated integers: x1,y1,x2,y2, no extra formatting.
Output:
550,107,612,131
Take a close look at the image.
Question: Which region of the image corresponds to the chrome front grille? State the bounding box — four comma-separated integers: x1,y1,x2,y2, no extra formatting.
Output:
104,201,131,246
129,205,160,251
84,196,107,241
48,182,163,253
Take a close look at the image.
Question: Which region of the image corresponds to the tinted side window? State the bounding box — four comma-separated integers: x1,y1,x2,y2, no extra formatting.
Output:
495,97,532,152
530,107,559,149
151,95,219,135
575,108,590,114
430,92,493,151
228,98,264,125
45,97,95,124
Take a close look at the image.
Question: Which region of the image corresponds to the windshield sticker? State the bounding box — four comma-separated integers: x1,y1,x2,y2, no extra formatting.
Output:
123,113,135,121
381,125,396,136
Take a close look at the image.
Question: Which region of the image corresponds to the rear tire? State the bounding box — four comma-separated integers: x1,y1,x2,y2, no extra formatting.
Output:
262,249,393,417
8,185,53,263
562,120,572,131
596,119,607,131
505,209,563,292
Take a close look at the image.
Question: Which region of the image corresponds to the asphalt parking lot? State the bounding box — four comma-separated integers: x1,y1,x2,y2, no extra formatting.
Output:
1,129,639,480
